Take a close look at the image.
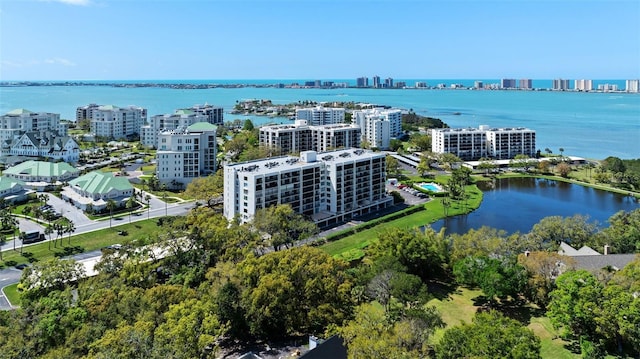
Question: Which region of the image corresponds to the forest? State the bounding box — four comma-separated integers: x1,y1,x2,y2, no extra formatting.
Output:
0,205,638,359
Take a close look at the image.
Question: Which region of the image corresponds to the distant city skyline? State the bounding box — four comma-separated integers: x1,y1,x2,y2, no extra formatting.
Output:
1,0,639,81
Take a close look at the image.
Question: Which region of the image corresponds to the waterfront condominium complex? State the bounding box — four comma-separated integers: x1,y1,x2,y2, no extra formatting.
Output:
352,108,402,150
574,79,593,92
431,125,536,161
552,79,571,91
0,109,67,143
223,148,392,227
141,109,208,148
356,77,369,87
259,120,361,155
155,122,217,189
80,104,147,140
295,106,346,126
626,80,640,93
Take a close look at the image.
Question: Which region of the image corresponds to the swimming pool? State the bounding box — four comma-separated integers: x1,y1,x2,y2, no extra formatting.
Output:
419,182,444,192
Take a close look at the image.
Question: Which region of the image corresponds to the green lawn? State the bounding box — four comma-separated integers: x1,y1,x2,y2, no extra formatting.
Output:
2,283,20,307
427,286,580,358
321,184,482,260
0,219,165,266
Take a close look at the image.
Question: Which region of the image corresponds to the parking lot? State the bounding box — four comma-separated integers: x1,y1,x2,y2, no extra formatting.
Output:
42,193,93,226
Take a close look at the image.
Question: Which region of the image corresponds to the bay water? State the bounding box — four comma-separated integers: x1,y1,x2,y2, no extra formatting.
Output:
1,80,638,159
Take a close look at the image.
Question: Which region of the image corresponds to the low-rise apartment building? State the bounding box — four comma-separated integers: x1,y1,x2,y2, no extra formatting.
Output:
156,122,217,189
63,170,135,211
223,148,391,227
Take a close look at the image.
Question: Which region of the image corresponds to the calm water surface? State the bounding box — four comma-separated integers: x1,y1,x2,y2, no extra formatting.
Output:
430,178,639,235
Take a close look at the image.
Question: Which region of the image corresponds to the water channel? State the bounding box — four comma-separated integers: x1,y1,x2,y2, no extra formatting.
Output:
429,178,639,235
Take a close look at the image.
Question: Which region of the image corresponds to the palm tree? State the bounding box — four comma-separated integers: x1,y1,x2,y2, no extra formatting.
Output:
145,194,151,219
126,195,136,223
45,224,54,250
54,221,65,247
106,199,117,228
65,220,76,245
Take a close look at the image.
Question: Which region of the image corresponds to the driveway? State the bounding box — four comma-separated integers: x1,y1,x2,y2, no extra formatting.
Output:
43,193,93,226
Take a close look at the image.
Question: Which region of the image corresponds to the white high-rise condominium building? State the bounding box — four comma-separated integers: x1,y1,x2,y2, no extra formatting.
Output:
223,149,391,227
552,79,570,91
259,120,313,155
259,120,361,155
352,108,402,150
574,79,593,92
141,109,208,148
156,122,217,189
88,104,146,140
295,106,345,126
485,127,536,159
431,125,536,160
519,79,532,89
626,80,640,93
431,127,488,161
0,109,65,143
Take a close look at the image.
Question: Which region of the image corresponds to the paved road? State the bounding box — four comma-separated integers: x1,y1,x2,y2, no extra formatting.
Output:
0,267,23,310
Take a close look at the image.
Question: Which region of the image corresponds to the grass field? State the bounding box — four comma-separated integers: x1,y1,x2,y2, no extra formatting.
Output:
427,286,581,358
321,184,483,260
0,219,165,267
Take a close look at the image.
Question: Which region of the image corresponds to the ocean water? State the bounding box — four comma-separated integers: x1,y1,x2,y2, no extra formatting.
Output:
0,81,638,159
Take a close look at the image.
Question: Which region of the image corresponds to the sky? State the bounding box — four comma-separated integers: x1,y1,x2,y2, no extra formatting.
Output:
1,0,639,81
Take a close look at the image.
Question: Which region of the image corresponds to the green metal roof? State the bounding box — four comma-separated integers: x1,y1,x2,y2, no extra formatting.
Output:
0,176,26,192
69,171,132,195
3,160,79,177
175,109,195,115
186,122,217,132
6,108,34,116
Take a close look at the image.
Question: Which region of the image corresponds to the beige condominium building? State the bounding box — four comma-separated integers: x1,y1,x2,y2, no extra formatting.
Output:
432,125,536,160
259,120,360,155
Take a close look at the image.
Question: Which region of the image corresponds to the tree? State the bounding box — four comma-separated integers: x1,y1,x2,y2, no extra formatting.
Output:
45,224,54,250
436,310,541,359
65,220,76,245
106,199,117,228
478,157,496,175
238,246,353,339
183,170,224,207
368,227,448,280
538,160,550,173
602,156,626,174
453,256,527,301
416,156,430,177
145,194,151,219
19,258,85,300
242,119,254,131
526,214,599,250
556,162,571,177
409,133,431,151
126,195,136,224
547,270,603,341
559,147,565,157
518,251,575,308
341,302,444,359
385,155,401,178
251,204,317,251
438,153,461,171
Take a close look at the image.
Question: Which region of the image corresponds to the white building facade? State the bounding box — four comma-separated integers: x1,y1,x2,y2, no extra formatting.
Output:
295,106,345,126
156,122,217,189
431,125,536,160
574,79,593,92
3,131,79,162
352,108,402,150
0,109,66,144
626,79,640,93
88,104,147,140
259,120,361,155
223,149,391,227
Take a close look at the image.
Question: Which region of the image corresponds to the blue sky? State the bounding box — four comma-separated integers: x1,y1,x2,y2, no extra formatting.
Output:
1,0,639,80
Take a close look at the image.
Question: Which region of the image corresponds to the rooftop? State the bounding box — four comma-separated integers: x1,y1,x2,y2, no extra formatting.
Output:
3,160,79,178
69,171,133,195
0,176,26,192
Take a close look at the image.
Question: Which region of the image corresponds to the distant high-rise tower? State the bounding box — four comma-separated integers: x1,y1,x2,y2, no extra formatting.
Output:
625,79,640,93
500,79,517,89
384,77,393,88
519,79,532,89
373,76,381,88
574,79,593,91
474,81,484,89
552,79,570,91
356,77,369,88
